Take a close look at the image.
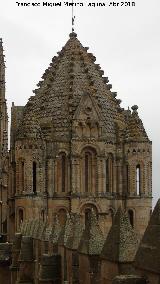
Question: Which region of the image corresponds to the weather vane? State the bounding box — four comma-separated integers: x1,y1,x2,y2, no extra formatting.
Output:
72,0,75,32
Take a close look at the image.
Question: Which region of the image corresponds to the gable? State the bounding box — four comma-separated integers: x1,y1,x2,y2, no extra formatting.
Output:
73,92,102,122
72,93,105,139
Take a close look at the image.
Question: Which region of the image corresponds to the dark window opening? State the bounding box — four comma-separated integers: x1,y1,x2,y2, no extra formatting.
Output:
19,209,24,229
106,160,109,192
33,162,37,193
126,164,129,193
62,154,66,192
22,161,24,191
83,147,97,194
3,219,7,234
85,153,89,192
41,210,45,222
106,155,113,193
19,209,23,222
128,210,134,227
85,208,92,228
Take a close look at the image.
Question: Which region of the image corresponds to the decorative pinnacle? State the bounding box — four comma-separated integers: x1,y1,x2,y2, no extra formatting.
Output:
131,105,138,112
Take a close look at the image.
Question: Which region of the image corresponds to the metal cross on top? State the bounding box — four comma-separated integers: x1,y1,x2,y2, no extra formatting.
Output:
72,0,75,32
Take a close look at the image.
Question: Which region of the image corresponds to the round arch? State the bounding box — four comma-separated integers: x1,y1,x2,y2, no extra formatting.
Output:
16,207,25,230
80,144,100,156
56,150,68,157
79,202,100,214
55,206,68,226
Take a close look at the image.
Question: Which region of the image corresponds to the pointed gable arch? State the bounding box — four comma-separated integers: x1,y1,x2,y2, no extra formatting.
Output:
73,92,103,122
72,92,106,139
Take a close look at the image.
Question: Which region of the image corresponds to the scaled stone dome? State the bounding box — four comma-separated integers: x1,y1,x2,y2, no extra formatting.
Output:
17,32,149,143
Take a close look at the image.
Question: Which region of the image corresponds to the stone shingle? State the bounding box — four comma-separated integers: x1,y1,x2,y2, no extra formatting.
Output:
101,208,139,262
78,210,104,255
66,214,84,250
16,32,121,142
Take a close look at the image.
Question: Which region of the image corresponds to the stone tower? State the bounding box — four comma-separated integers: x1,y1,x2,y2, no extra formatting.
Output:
8,32,152,241
0,38,8,236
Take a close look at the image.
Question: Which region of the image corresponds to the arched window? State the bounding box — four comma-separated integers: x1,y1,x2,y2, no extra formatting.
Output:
57,152,67,193
62,154,66,192
85,152,90,192
33,162,37,193
106,154,113,193
128,209,134,227
126,164,129,193
82,147,97,193
85,208,92,228
136,165,141,195
106,159,109,192
18,208,24,229
41,210,45,222
21,161,24,191
58,208,67,226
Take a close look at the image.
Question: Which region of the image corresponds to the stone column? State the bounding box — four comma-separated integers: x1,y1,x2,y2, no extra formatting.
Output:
143,163,148,195
112,160,117,194
38,254,61,284
51,159,55,195
130,164,136,195
71,156,80,194
17,236,35,283
89,256,101,284
10,233,22,284
72,251,79,284
147,161,152,195
16,162,19,194
54,159,58,193
97,156,105,194
116,159,123,195
47,159,54,197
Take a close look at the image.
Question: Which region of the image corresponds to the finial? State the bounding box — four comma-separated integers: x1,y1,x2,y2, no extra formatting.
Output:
131,105,138,112
69,32,77,38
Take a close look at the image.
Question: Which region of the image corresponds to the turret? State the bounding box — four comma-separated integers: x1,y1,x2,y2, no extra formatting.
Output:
0,38,8,238
0,38,8,155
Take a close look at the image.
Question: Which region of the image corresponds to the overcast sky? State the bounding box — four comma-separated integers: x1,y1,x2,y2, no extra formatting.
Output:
0,0,160,206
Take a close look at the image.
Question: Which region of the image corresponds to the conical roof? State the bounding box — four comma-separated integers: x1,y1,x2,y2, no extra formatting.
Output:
50,215,63,245
17,106,43,139
17,32,121,141
101,208,139,263
66,213,84,250
134,199,160,273
78,210,104,255
124,106,149,142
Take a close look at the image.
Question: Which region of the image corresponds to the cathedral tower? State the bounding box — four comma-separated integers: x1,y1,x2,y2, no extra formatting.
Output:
8,32,152,240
